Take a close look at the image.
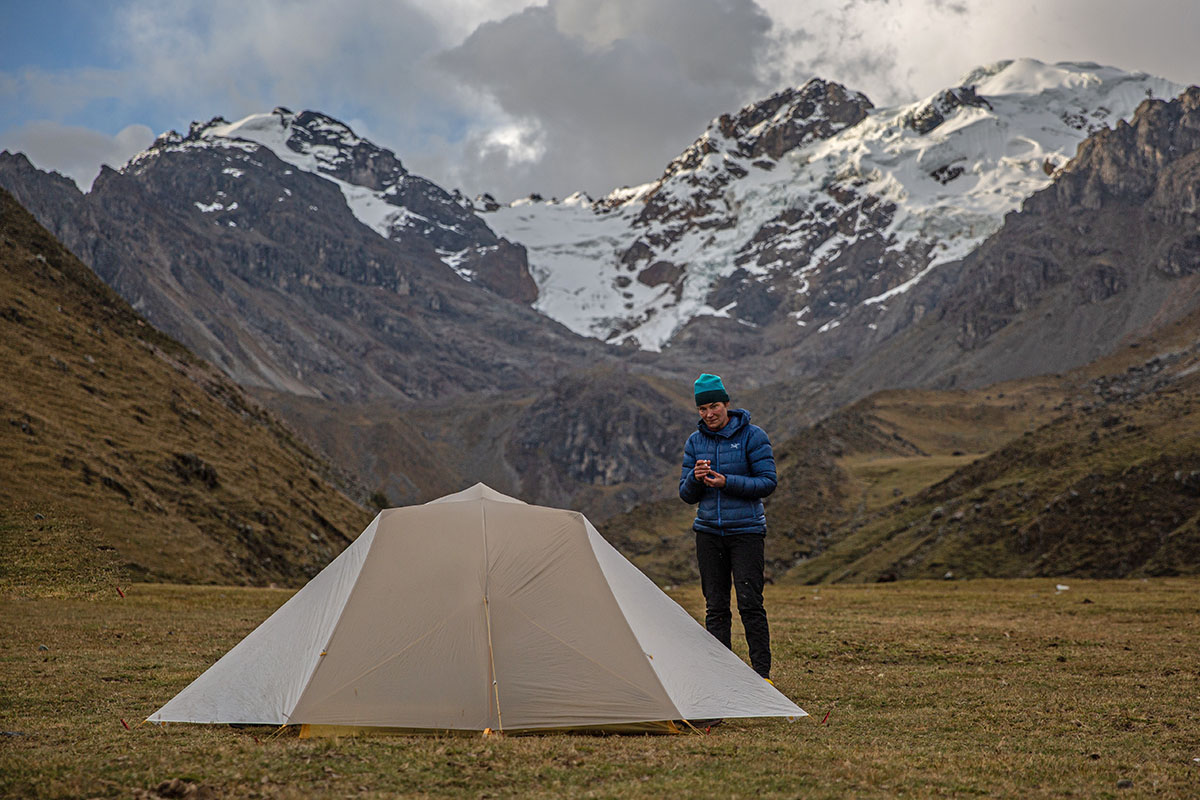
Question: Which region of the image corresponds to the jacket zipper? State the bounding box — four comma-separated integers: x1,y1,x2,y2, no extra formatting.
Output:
715,438,722,532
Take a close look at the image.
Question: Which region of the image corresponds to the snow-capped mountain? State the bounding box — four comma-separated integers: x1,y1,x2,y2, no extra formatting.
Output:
130,108,537,303
484,59,1184,351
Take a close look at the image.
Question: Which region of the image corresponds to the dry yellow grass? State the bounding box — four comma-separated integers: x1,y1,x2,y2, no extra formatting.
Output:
2,578,1197,798
1,188,371,587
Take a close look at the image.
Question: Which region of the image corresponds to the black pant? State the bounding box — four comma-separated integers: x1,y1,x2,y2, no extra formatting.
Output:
695,531,771,678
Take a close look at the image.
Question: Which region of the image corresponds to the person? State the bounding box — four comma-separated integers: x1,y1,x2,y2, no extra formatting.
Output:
679,373,777,680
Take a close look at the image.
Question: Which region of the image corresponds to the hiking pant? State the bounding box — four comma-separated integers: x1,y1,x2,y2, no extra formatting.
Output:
695,530,771,678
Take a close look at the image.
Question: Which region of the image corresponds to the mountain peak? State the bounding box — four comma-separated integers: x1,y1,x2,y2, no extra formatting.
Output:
654,77,873,186
716,77,874,161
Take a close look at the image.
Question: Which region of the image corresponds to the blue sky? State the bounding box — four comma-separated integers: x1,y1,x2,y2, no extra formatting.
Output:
3,0,1198,199
1,2,114,71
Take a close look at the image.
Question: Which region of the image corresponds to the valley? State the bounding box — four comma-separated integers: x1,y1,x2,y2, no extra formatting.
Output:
2,60,1199,586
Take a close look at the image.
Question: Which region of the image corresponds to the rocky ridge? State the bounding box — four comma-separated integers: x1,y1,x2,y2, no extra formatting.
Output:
0,145,604,404
485,60,1183,358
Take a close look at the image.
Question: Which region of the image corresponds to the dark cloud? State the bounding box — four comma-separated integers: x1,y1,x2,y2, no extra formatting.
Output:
434,0,779,199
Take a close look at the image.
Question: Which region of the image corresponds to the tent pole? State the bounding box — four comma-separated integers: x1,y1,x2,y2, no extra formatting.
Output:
484,594,504,733
481,502,504,733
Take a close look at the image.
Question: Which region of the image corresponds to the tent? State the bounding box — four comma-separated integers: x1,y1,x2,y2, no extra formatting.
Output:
148,484,805,734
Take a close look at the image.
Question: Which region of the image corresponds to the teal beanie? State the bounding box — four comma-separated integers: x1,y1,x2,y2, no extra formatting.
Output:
694,373,730,406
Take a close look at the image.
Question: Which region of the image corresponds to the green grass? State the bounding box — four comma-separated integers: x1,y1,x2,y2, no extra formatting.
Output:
2,579,1198,798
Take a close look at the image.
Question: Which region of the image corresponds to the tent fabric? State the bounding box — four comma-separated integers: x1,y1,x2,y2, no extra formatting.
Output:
149,515,381,725
148,483,805,732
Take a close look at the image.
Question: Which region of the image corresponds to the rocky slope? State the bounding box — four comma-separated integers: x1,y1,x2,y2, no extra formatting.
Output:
259,365,695,518
0,188,371,588
154,109,540,303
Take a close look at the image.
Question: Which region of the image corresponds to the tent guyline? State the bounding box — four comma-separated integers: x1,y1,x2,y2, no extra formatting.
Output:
147,483,806,735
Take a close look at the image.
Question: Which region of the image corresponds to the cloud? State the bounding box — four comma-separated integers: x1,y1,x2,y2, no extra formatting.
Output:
113,0,456,125
3,0,1199,203
0,121,154,189
759,0,1200,107
435,0,780,198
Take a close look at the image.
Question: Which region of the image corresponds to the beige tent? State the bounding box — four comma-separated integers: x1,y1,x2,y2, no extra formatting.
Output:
149,484,805,734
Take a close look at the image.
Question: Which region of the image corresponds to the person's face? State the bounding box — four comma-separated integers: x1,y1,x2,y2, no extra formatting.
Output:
697,401,730,431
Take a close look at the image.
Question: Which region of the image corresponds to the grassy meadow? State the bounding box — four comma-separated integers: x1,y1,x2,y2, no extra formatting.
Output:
2,577,1198,798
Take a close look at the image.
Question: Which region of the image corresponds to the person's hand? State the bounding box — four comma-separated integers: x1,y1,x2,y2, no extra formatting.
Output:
703,471,726,488
693,459,712,481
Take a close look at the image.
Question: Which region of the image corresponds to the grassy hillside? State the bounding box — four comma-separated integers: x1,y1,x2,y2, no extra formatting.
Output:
793,376,1200,582
0,188,372,590
789,308,1200,582
2,577,1197,798
606,307,1200,583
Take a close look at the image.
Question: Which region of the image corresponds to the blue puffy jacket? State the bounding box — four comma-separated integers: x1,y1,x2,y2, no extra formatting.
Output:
679,409,777,535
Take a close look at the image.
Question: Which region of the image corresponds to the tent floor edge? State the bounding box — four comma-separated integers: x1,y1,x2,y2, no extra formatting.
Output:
297,720,684,738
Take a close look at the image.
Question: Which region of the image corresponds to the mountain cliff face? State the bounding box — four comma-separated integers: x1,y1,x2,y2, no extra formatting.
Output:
257,365,694,519
148,109,540,304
